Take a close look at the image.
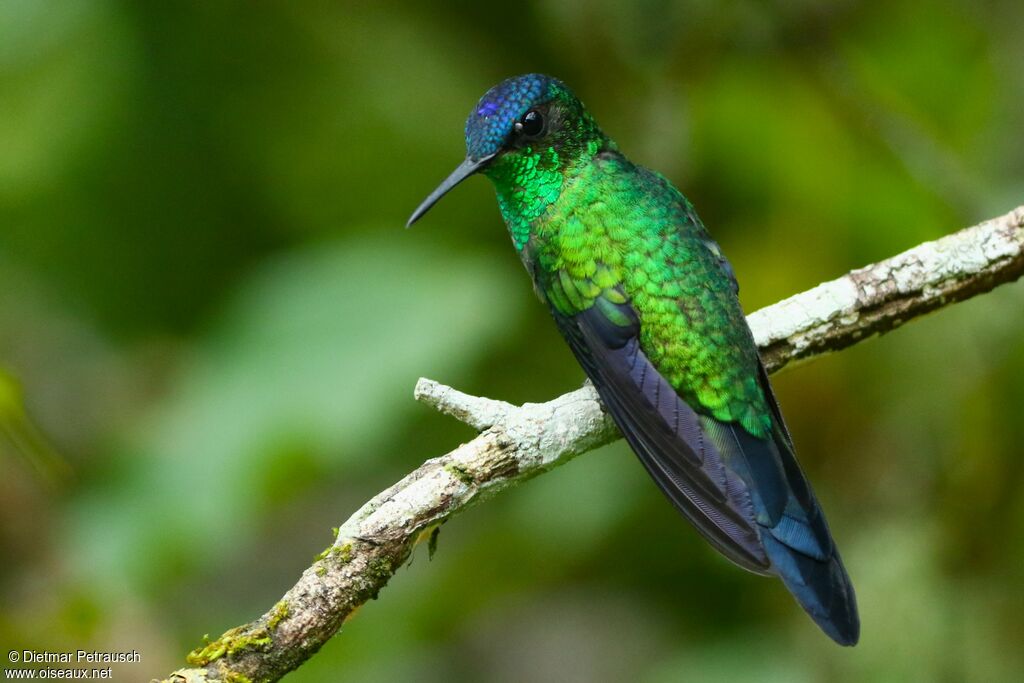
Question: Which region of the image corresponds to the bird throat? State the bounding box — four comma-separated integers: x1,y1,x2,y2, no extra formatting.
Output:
485,139,604,252
485,146,565,251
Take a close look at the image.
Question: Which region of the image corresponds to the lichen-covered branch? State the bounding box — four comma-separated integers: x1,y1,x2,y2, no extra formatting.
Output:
160,205,1023,683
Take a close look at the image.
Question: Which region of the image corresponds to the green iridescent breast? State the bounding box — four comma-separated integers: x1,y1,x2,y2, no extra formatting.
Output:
502,152,772,438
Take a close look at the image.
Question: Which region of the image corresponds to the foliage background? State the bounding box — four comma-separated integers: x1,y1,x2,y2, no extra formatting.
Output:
2,1,1023,681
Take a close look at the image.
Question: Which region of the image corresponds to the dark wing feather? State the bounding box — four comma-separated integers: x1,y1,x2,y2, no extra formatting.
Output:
552,297,859,645
552,299,771,573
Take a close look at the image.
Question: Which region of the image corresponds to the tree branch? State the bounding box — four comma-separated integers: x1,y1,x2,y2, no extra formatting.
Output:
160,205,1024,683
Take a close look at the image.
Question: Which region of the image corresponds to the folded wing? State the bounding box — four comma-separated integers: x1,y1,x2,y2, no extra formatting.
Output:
551,294,859,645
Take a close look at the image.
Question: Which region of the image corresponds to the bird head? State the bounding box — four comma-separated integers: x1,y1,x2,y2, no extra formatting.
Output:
407,74,606,226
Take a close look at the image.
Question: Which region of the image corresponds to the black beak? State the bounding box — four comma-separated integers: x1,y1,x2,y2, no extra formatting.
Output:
406,154,495,227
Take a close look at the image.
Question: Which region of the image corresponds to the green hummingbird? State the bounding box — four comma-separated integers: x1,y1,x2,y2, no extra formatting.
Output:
408,74,858,645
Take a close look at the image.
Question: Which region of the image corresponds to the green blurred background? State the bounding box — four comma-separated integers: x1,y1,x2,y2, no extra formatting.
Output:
2,1,1023,681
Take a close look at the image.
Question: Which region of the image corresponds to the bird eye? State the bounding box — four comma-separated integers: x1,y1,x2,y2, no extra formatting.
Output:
515,110,545,137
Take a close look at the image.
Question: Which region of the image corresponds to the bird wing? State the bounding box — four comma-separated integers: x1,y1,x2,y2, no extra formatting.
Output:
550,292,771,572
547,282,859,645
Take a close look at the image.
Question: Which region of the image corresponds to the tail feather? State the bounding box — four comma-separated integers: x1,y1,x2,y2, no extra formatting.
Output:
702,414,860,645
765,425,859,645
758,367,860,645
763,533,859,645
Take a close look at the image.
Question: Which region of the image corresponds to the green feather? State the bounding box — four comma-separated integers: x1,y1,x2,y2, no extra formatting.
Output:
485,108,771,437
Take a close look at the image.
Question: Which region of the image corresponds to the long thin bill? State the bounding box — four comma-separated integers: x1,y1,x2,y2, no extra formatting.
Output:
406,154,494,227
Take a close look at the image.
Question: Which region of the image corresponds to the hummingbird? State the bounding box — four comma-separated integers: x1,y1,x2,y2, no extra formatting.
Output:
407,74,859,645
